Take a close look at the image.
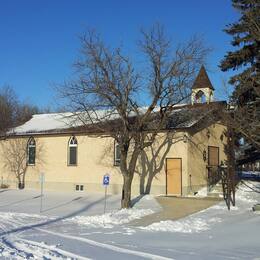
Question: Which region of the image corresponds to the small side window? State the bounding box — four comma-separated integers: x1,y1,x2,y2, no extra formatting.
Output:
68,136,78,166
114,142,121,166
27,137,36,165
75,184,84,191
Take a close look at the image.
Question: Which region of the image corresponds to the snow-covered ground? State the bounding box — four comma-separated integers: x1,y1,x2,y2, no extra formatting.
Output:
0,182,259,259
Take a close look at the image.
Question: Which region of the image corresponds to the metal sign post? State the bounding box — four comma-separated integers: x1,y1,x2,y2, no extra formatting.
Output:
39,172,45,213
103,174,110,214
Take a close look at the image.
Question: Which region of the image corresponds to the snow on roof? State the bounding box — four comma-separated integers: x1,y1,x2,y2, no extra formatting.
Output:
7,102,222,136
8,109,123,136
8,113,79,135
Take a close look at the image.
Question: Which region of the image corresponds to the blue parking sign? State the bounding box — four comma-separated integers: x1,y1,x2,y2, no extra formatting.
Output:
103,175,110,186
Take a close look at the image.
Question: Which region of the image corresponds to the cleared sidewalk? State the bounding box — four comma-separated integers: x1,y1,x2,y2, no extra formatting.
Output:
131,196,221,226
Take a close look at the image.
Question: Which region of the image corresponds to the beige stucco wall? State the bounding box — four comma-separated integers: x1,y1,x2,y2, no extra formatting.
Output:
0,135,121,193
134,132,188,195
0,132,188,196
187,123,227,194
0,123,226,196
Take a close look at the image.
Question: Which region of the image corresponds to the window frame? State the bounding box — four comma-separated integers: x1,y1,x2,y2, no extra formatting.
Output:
27,137,36,166
75,184,84,191
68,136,78,166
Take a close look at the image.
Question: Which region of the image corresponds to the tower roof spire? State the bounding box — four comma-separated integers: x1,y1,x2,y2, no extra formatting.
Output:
192,65,215,90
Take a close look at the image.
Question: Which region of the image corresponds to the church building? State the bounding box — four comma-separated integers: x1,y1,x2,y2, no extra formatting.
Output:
0,66,227,196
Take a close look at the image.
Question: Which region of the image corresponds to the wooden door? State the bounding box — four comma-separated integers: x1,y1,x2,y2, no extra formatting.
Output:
208,146,220,188
208,146,219,166
166,158,182,195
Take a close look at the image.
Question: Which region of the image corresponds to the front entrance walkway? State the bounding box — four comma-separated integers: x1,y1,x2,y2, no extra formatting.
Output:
131,196,221,226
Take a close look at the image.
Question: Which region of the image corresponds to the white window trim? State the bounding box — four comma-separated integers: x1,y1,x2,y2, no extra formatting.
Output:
75,184,84,192
114,141,121,166
68,136,78,166
27,137,36,166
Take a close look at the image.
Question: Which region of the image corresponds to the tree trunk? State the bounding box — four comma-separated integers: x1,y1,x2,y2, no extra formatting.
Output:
139,151,147,194
226,126,236,209
145,173,154,194
229,128,236,206
120,141,141,208
121,175,134,208
17,176,23,189
22,173,26,189
17,173,25,189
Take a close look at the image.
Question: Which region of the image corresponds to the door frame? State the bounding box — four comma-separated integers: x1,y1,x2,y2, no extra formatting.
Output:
166,157,182,196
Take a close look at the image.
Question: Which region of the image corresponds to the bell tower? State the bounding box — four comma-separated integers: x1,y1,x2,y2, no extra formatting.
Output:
191,66,214,105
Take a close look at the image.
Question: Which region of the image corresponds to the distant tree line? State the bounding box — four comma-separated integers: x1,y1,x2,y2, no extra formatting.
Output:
0,85,40,134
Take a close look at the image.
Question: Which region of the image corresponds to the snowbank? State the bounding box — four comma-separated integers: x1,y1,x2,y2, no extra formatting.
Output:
0,212,48,224
140,217,221,233
195,187,208,197
236,182,258,204
66,208,154,228
210,204,239,211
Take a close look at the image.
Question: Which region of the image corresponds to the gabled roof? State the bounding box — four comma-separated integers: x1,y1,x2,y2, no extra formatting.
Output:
4,102,226,137
192,65,215,90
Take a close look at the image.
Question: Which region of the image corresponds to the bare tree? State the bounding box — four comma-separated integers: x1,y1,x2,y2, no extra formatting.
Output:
0,85,39,135
0,138,44,189
58,24,209,208
0,86,18,134
137,133,178,195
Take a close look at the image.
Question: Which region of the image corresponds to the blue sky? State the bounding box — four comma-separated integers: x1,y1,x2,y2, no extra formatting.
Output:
0,0,239,109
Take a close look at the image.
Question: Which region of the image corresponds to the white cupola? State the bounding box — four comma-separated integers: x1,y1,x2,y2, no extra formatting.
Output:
191,66,215,105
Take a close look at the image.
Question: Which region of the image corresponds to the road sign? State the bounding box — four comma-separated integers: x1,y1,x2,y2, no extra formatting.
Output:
103,174,110,214
103,174,110,186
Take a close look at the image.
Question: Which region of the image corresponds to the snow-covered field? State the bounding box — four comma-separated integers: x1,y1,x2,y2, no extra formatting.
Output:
0,182,259,259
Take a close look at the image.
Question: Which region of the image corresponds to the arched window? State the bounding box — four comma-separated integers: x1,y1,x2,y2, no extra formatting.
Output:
114,141,121,166
195,90,206,103
68,136,78,166
27,137,36,165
